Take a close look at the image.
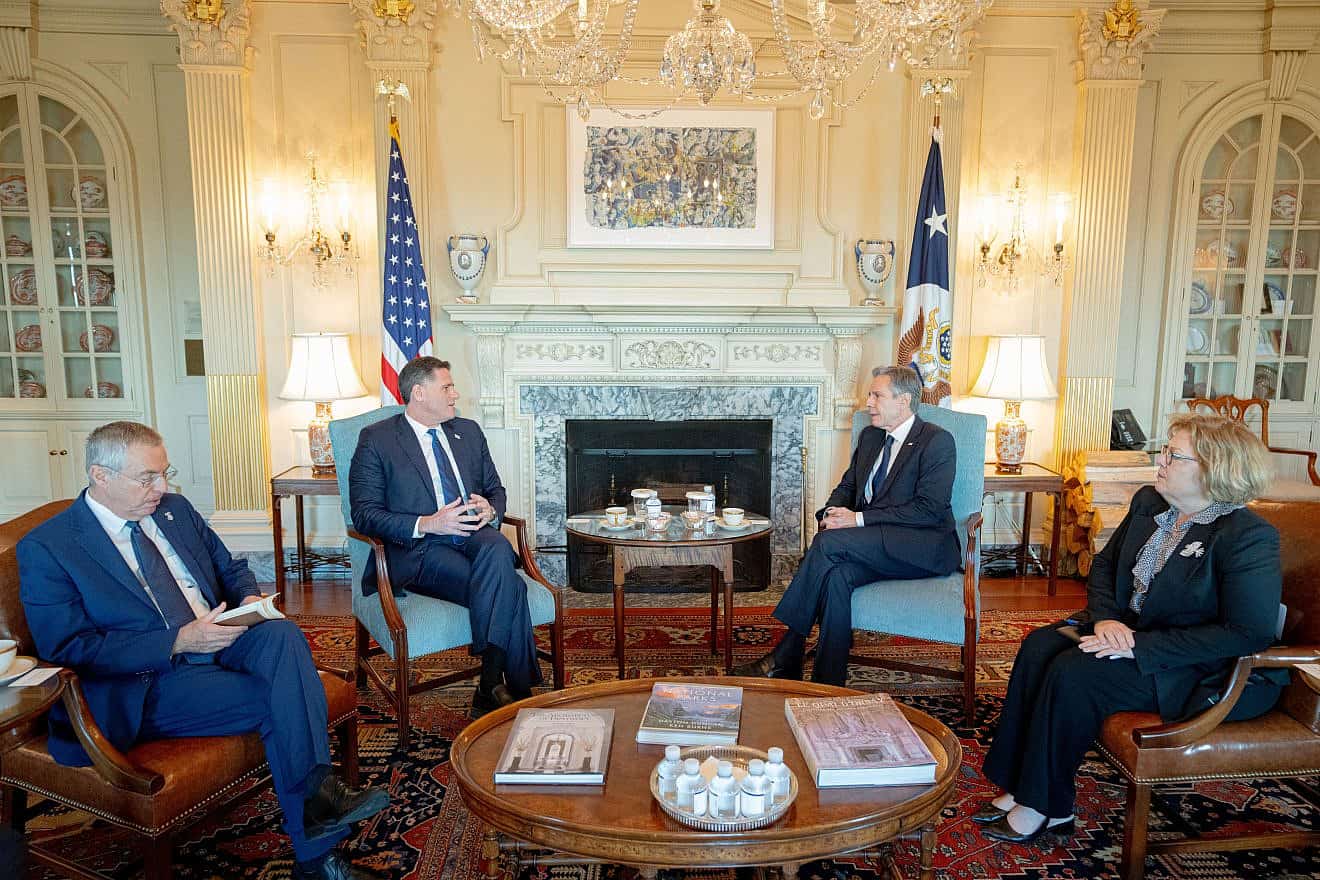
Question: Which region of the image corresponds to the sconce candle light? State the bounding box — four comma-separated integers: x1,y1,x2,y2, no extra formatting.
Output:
975,166,1070,290
259,153,358,288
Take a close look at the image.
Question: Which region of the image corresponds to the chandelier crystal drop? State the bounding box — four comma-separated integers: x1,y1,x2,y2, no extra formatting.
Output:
660,0,756,105
467,0,572,30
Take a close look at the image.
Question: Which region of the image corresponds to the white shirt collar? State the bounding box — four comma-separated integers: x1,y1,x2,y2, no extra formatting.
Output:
85,490,133,536
405,411,454,441
885,414,917,447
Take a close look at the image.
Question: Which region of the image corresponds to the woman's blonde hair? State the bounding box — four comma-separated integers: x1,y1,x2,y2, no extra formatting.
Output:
1167,413,1273,504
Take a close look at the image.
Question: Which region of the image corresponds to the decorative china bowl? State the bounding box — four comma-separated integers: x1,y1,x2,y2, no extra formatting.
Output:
645,512,673,532
0,173,27,208
5,233,30,256
74,175,107,211
17,369,44,399
8,266,37,305
84,380,122,399
14,324,41,352
1200,189,1234,220
75,267,114,306
84,230,110,258
1272,189,1300,222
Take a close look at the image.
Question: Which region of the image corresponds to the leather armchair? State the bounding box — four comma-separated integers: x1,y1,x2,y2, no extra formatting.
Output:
0,501,360,880
1097,499,1320,880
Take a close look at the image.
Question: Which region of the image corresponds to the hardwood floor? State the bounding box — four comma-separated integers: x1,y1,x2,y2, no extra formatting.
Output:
280,573,1084,617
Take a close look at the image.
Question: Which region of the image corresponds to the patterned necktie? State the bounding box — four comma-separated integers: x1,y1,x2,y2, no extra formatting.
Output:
127,520,196,629
867,435,895,504
428,428,467,545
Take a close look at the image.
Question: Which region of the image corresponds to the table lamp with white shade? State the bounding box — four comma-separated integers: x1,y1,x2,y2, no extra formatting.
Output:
971,334,1058,474
279,332,368,474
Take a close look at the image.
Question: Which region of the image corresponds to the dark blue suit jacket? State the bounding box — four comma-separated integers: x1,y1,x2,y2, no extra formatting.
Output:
1086,485,1281,720
819,415,961,575
348,414,508,596
17,492,260,765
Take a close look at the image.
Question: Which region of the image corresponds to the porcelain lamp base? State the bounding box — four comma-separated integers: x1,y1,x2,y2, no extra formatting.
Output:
308,400,336,475
994,399,1027,474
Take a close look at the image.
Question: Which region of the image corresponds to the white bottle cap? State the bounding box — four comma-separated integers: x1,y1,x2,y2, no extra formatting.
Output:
716,761,733,777
767,747,783,763
684,758,701,774
665,745,682,760
748,758,765,774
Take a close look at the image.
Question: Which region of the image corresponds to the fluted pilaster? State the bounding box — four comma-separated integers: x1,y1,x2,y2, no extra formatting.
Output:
0,1,32,81
163,0,270,520
349,1,439,298
1055,3,1163,462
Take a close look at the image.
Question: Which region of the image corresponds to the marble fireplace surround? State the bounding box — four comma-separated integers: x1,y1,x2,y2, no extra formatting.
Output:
442,304,894,586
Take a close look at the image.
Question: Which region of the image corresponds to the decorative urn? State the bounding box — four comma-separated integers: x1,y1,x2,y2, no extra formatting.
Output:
447,234,489,304
855,239,895,305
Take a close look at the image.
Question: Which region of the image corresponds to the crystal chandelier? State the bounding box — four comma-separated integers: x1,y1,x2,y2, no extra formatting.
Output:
974,166,1070,291
257,154,357,289
660,0,756,105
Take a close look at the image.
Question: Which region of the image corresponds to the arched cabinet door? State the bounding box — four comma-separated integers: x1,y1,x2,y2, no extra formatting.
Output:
1173,104,1320,415
0,86,139,412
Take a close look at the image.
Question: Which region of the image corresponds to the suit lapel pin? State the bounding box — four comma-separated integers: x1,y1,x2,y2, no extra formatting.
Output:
163,511,174,522
1179,540,1204,558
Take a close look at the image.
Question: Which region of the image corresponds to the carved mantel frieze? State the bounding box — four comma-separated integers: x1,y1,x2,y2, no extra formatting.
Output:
1076,0,1166,82
160,0,254,68
348,0,439,68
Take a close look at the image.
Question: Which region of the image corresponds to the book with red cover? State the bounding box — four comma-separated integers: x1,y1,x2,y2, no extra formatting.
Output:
784,693,936,787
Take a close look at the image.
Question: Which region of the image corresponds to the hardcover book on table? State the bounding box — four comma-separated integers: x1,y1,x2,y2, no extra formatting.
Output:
493,708,614,785
784,693,936,787
636,682,743,745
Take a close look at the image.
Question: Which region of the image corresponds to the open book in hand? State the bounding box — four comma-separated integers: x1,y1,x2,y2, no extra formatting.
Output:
214,594,284,627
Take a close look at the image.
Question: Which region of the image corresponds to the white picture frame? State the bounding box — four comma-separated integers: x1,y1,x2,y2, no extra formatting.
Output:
566,106,775,249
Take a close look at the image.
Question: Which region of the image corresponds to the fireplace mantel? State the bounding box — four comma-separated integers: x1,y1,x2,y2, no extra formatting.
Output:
442,302,894,431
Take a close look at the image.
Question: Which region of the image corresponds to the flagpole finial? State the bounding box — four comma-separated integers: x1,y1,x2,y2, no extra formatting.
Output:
375,78,412,124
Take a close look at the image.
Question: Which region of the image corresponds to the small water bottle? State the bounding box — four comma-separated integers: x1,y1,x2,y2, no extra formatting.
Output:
740,758,769,817
656,745,682,801
765,747,791,802
678,758,707,815
709,761,739,819
700,484,717,516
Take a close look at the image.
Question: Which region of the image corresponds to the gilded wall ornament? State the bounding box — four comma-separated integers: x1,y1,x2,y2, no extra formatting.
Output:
186,0,226,24
372,0,416,21
1101,0,1142,43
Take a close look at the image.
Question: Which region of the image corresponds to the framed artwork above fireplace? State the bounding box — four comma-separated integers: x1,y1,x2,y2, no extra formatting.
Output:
566,106,775,249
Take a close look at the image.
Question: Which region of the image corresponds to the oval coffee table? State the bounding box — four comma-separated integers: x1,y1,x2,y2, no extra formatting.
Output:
565,507,772,676
451,677,961,879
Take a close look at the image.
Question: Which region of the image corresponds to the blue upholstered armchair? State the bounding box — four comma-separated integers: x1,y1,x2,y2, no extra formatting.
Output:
328,406,564,748
847,405,986,721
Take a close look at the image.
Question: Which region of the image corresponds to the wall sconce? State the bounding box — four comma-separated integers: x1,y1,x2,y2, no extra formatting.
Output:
975,166,1070,290
258,154,357,289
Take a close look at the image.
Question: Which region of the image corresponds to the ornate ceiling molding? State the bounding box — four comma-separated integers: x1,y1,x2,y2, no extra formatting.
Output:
1076,0,1167,81
347,0,439,68
160,0,253,68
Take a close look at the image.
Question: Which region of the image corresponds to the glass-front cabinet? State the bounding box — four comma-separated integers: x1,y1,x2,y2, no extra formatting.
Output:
1179,107,1320,414
0,88,136,410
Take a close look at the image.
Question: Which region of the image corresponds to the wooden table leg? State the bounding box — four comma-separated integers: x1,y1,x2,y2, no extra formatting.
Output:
613,549,627,680
709,566,719,655
271,492,285,597
1019,490,1034,577
1049,490,1062,596
479,829,504,880
295,495,309,586
723,545,735,673
919,823,937,880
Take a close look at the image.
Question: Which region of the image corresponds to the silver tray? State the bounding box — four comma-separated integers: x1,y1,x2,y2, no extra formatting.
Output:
649,744,798,832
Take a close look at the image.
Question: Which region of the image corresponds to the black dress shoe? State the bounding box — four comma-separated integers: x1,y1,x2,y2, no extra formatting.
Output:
970,801,1010,824
980,814,1075,844
471,682,518,718
303,774,390,842
730,651,804,680
292,851,386,880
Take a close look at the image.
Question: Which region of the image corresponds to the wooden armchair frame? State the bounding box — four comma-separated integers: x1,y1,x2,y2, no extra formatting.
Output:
348,514,565,750
1187,395,1319,485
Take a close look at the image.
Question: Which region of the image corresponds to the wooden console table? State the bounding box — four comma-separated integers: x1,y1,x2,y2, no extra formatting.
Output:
983,462,1064,596
271,466,349,595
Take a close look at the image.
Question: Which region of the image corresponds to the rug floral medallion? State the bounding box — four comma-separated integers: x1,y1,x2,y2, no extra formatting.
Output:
20,610,1320,879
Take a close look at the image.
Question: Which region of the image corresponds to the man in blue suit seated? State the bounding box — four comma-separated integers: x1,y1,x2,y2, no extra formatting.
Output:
18,422,388,880
349,356,540,717
733,365,961,685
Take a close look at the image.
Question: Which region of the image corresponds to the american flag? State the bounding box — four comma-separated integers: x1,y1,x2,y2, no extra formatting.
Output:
896,125,953,407
379,120,432,404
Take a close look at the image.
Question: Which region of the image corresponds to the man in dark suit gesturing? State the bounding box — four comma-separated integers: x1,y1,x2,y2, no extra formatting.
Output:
349,356,539,716
18,422,387,880
734,365,961,685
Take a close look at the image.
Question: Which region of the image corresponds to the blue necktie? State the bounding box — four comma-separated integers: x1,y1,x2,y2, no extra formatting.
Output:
127,520,196,629
428,428,467,545
868,435,895,504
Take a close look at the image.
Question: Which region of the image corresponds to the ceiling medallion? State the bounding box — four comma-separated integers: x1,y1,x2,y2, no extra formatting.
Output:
185,0,226,24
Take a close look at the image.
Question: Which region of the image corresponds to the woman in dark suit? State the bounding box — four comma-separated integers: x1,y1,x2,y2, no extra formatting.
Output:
976,413,1283,843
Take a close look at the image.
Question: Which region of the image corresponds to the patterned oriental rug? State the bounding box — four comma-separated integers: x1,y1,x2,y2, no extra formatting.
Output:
20,609,1320,880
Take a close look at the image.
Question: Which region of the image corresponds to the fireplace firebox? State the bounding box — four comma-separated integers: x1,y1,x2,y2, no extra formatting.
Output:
564,419,773,593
